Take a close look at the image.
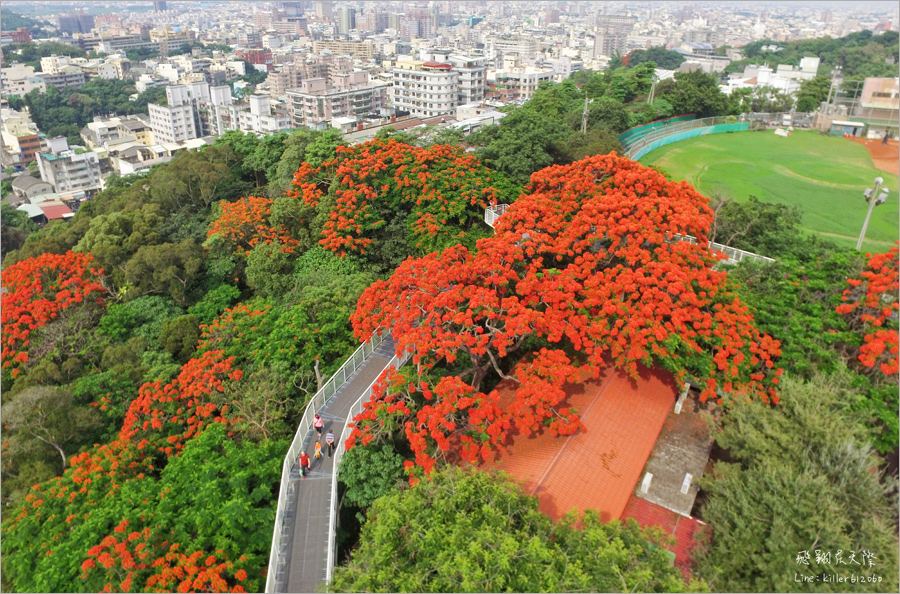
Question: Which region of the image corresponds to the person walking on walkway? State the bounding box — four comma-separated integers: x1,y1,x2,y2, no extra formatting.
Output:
314,414,324,439
325,431,335,457
298,450,310,479
314,440,323,462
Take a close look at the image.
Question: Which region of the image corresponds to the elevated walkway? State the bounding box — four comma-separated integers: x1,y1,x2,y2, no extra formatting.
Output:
266,334,400,592
484,206,775,266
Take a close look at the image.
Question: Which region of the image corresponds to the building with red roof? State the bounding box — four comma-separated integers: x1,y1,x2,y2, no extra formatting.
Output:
482,362,712,578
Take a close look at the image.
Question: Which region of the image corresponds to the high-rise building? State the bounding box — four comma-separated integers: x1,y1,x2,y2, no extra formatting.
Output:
57,11,96,35
337,7,356,34
399,13,433,41
593,15,637,58
148,82,236,143
358,9,389,33
315,1,333,20
545,7,560,24
153,1,168,11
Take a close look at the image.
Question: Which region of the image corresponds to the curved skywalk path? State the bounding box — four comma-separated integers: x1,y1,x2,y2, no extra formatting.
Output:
268,336,398,593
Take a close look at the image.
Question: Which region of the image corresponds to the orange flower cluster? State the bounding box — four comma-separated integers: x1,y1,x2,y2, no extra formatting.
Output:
836,243,899,375
289,138,506,256
119,350,243,456
206,195,298,256
82,524,249,593
349,153,782,478
1,251,106,377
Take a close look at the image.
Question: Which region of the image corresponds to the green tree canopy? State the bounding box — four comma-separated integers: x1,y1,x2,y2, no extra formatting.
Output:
695,370,899,592
655,70,735,118
628,46,687,70
334,466,700,593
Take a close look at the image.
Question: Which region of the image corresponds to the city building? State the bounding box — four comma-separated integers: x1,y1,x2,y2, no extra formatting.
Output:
0,109,41,168
238,48,274,71
393,60,459,118
287,72,390,130
80,116,154,150
337,7,356,35
58,11,96,35
75,34,160,54
315,1,333,20
593,15,638,58
35,137,103,195
0,28,32,45
150,26,194,56
0,65,43,97
311,40,376,59
238,95,291,134
148,82,236,144
392,54,486,118
35,67,87,92
238,31,263,49
487,63,557,101
10,175,53,201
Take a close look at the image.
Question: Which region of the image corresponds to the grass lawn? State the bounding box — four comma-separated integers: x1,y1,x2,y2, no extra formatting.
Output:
640,130,899,252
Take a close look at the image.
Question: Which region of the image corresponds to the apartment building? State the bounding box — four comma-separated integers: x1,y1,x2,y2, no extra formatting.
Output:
238,48,273,71
238,95,291,134
311,40,376,60
1,28,32,44
287,72,390,130
148,82,236,143
0,109,41,168
75,34,160,54
0,65,41,97
593,15,638,58
269,63,303,96
392,54,486,118
393,61,459,118
487,62,556,101
36,137,103,195
80,116,153,149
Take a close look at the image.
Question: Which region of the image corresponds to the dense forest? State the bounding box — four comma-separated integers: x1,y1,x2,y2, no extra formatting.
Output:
1,64,898,593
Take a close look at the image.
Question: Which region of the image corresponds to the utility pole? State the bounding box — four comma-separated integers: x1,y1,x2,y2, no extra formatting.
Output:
582,95,589,135
857,177,890,250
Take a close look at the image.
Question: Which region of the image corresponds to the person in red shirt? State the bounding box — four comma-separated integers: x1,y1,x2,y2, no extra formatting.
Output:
298,450,310,479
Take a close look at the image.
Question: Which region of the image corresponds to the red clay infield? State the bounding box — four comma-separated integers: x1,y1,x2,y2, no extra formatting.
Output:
850,137,899,176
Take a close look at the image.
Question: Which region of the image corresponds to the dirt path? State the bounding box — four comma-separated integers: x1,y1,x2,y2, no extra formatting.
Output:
772,164,861,188
849,138,899,176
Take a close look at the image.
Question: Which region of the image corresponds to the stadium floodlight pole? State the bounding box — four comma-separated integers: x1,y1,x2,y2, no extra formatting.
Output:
857,177,889,250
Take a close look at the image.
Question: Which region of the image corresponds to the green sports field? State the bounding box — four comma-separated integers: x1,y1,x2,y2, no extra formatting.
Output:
640,130,900,252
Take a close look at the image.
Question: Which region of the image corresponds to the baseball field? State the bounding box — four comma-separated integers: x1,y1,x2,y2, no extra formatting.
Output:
640,130,900,252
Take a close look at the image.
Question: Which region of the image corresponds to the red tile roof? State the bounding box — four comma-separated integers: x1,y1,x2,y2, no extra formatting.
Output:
485,364,677,522
39,203,74,220
622,495,706,579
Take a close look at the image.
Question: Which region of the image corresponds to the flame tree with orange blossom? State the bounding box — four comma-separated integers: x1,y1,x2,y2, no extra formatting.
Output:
347,153,782,484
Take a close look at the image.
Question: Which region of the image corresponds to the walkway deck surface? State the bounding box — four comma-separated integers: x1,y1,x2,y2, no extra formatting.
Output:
274,338,397,593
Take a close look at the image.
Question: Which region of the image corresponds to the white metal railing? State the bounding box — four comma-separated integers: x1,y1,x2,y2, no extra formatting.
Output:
484,204,509,228
324,347,412,587
265,329,388,594
671,233,776,265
